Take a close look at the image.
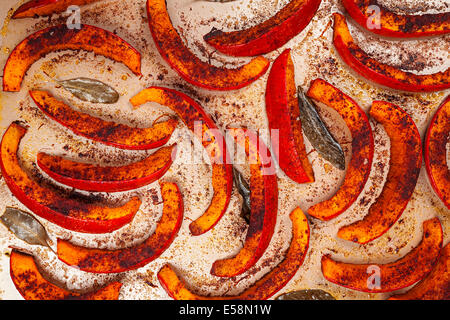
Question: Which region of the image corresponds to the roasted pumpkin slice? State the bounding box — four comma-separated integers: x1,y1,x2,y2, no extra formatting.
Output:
322,218,443,293
342,0,450,38
210,128,278,277
338,101,422,244
425,96,450,209
130,87,232,235
265,49,314,184
3,24,141,92
57,181,183,273
306,79,374,221
30,90,178,150
333,13,450,92
37,144,176,192
12,0,102,18
10,249,122,300
203,0,322,57
388,243,450,300
0,122,141,234
146,0,269,91
158,207,310,300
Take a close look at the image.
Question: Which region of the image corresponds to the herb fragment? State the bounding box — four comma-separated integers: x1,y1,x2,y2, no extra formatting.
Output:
233,167,251,224
298,87,346,170
276,289,336,300
0,207,53,251
57,77,120,104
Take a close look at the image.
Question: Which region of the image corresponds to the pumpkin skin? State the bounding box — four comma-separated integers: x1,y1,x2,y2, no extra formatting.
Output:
333,13,450,92
342,0,450,38
10,249,122,300
146,0,269,91
203,0,322,57
57,181,183,273
158,208,310,300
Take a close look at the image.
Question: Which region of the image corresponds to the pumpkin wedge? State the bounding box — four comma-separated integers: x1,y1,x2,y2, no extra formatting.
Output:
306,79,374,221
146,0,269,91
12,0,102,19
425,96,450,209
203,0,322,57
322,218,443,293
10,250,122,300
338,101,422,244
342,0,450,38
0,122,141,234
130,87,232,235
57,181,183,273
30,90,178,150
265,49,314,184
388,243,450,300
333,13,450,92
37,144,176,192
3,24,141,92
210,128,278,277
158,207,310,300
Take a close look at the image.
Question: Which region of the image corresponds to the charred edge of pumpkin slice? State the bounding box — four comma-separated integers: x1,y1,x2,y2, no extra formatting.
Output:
265,49,314,184
342,0,450,38
146,0,269,90
322,218,443,293
158,208,309,300
12,0,102,18
30,90,178,150
337,101,422,244
333,13,450,92
56,181,183,273
306,79,374,221
203,0,322,57
0,121,141,234
3,24,141,92
210,128,278,278
130,86,233,236
10,249,122,300
37,144,177,192
388,243,450,300
425,96,450,210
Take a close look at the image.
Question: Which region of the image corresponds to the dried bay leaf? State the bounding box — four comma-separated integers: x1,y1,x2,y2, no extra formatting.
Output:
0,207,53,251
57,77,120,104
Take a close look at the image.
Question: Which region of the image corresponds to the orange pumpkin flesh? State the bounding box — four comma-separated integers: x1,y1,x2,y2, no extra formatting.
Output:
3,24,141,92
425,96,450,209
203,0,322,57
342,0,450,38
333,13,450,92
10,249,122,300
57,181,183,273
322,218,443,293
30,90,178,150
306,79,374,221
338,101,422,244
158,207,310,300
146,0,269,91
37,144,177,192
265,49,315,184
388,243,450,300
0,122,141,234
12,0,102,19
130,87,233,236
210,129,278,278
